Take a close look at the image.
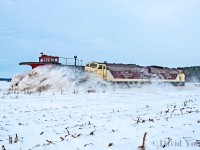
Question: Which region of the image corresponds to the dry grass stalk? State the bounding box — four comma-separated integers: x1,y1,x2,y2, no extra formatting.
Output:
2,145,6,150
9,136,12,144
139,132,147,150
14,134,18,143
108,143,114,147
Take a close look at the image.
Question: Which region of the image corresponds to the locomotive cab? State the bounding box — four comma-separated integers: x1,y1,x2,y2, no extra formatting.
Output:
85,62,107,80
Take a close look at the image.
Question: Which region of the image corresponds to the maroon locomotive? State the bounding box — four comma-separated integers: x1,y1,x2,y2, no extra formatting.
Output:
85,62,185,86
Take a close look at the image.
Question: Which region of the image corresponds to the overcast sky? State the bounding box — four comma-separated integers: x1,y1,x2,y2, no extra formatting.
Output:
1,0,200,77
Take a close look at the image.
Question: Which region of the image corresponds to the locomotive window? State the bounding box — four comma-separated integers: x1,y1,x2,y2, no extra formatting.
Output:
51,58,55,62
86,64,90,66
46,58,49,61
40,58,43,62
90,63,97,68
55,58,58,62
98,65,103,69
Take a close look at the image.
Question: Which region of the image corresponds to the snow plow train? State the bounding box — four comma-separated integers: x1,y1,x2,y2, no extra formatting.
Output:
19,53,185,86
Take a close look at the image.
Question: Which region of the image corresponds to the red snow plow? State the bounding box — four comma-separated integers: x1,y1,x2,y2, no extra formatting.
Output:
19,53,84,70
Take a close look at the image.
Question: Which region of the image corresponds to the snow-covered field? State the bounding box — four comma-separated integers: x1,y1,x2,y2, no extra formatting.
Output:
0,67,200,150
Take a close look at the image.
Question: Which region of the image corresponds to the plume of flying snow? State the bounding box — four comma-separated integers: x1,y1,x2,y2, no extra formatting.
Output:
8,66,200,95
10,66,110,94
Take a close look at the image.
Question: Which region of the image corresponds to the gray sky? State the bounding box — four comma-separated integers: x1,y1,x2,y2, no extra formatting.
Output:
1,0,200,77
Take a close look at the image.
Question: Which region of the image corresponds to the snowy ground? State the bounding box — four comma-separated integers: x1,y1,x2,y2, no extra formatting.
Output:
0,68,200,150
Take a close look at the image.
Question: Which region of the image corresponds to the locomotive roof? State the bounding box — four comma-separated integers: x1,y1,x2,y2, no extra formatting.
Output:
89,61,137,66
89,61,179,70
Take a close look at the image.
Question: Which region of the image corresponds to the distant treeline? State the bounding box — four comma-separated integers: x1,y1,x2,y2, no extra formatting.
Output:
178,66,200,82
